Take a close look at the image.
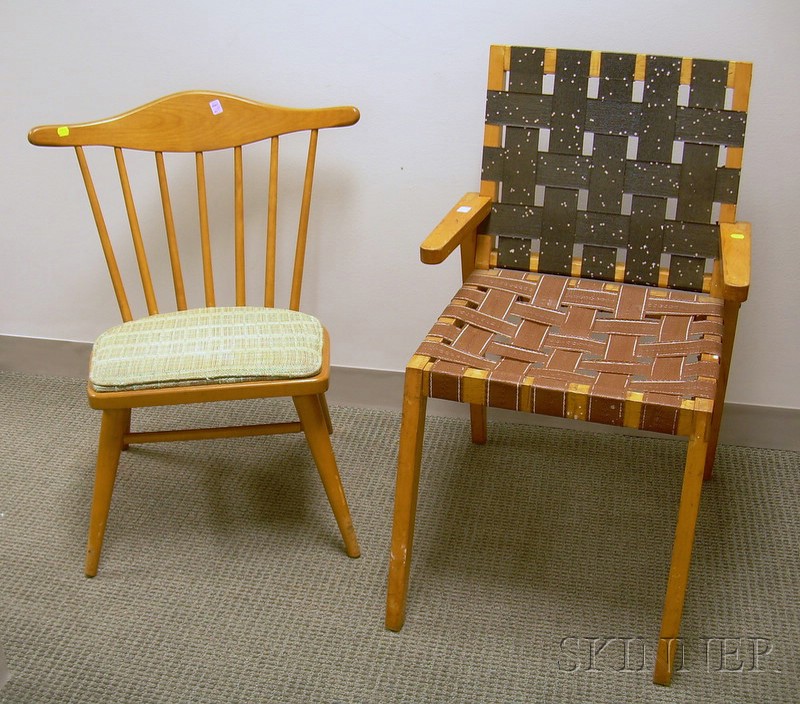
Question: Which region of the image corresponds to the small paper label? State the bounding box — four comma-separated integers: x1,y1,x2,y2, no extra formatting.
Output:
209,99,223,115
456,206,472,213
57,126,70,137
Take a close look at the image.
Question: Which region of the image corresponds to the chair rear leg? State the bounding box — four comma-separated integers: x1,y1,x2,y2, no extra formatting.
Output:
120,408,132,451
294,394,360,558
386,365,428,631
85,408,129,577
704,300,740,480
653,411,710,685
704,372,728,481
469,404,487,444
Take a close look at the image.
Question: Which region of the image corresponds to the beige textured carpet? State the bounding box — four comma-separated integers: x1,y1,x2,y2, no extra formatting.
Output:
0,371,797,703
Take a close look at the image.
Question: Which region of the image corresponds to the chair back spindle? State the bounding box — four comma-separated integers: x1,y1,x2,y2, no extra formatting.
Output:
265,136,280,308
74,146,133,321
28,92,359,320
114,147,159,315
290,129,319,311
154,151,188,310
233,145,246,306
194,151,216,307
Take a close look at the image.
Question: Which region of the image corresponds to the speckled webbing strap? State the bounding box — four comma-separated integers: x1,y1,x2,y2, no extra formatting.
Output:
482,47,748,292
417,269,723,435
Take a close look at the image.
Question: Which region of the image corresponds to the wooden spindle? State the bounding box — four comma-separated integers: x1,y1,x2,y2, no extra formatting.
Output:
155,152,187,310
114,147,158,315
289,130,318,311
195,151,215,307
265,137,279,308
234,145,245,306
74,147,132,322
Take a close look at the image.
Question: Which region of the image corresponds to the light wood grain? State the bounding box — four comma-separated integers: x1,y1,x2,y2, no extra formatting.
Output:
85,409,128,577
481,45,508,201
75,146,132,321
720,222,751,301
420,192,492,265
290,130,319,311
294,394,360,558
28,91,359,152
654,411,710,685
234,145,245,305
115,147,158,315
265,137,279,307
386,363,428,631
704,299,740,479
155,152,187,310
30,91,361,576
731,61,753,112
196,151,215,306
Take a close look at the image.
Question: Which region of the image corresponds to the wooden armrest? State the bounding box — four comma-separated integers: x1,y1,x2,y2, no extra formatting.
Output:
420,193,492,265
720,222,751,302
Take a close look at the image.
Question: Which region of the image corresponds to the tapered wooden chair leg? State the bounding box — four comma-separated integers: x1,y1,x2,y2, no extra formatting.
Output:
704,379,727,481
294,394,360,558
319,393,334,435
120,408,132,451
85,408,129,577
469,404,487,445
386,366,428,631
653,412,710,685
704,300,740,480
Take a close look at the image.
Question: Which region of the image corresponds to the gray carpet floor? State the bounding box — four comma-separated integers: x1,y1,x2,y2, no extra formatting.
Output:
0,371,798,703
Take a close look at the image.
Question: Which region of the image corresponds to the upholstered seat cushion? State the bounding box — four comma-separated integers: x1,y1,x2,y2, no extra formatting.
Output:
89,307,324,392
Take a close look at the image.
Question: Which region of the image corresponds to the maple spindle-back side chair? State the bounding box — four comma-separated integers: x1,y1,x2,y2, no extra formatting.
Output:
385,45,752,685
28,91,362,577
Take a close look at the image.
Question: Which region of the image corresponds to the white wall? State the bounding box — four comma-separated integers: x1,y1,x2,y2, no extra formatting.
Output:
2,0,798,409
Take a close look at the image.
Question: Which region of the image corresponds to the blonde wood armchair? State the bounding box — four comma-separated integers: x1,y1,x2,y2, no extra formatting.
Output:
385,46,752,685
29,91,361,576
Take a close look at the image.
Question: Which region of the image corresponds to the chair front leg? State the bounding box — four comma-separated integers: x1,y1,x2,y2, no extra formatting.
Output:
294,394,360,558
386,364,428,631
653,411,710,685
469,404,487,444
85,408,129,577
704,299,740,480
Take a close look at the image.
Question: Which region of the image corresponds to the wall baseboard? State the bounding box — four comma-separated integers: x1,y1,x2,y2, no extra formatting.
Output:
3,334,797,451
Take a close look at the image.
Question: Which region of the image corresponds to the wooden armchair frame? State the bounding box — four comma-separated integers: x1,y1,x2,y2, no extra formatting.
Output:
386,46,752,685
29,91,361,576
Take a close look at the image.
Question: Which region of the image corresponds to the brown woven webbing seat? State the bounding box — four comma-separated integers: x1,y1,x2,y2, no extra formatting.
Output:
418,269,723,435
386,44,753,687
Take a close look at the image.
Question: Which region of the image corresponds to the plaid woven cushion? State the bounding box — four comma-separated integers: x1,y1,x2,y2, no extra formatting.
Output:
89,307,324,392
